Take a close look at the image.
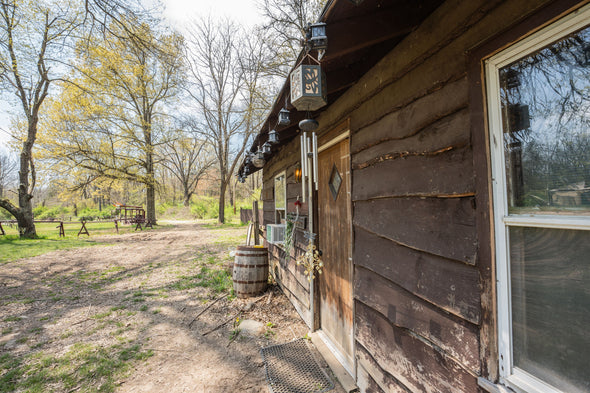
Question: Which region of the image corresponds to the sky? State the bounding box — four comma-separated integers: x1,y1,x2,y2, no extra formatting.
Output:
0,0,261,152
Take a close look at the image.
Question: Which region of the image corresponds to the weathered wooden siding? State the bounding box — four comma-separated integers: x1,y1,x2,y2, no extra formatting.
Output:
314,0,559,392
261,143,313,326
259,0,576,391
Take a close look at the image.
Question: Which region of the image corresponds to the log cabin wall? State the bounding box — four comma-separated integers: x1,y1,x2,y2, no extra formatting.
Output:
262,141,314,326
261,0,581,392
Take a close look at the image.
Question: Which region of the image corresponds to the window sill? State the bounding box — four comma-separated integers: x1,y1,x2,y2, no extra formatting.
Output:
478,377,515,393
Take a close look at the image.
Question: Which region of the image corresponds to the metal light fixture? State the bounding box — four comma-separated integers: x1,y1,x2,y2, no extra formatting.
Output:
278,107,290,126
290,62,327,111
309,22,327,51
269,128,279,144
294,164,302,183
244,152,252,165
251,148,266,168
243,166,250,175
262,142,272,155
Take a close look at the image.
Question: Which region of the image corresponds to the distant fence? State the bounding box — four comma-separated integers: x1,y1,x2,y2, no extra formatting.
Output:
240,208,263,225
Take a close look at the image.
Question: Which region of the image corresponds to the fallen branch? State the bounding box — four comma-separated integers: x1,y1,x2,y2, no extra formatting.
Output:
72,318,92,326
201,312,239,337
188,293,228,328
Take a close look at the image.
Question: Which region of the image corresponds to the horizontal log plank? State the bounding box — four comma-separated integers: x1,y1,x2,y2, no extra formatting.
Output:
356,344,412,393
351,78,468,155
355,266,480,369
352,146,474,201
354,227,480,322
354,197,477,264
355,301,479,393
352,107,470,168
270,251,310,309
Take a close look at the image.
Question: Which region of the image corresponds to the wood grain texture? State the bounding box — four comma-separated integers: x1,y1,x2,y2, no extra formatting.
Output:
352,146,474,201
351,78,469,156
318,138,354,362
357,345,412,393
355,301,478,393
355,266,480,370
354,197,477,264
354,226,480,323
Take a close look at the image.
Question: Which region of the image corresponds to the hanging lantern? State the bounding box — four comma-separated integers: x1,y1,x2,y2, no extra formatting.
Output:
269,129,279,144
252,149,266,168
309,22,327,51
243,166,250,175
294,164,302,183
278,108,290,126
262,142,272,155
290,64,327,112
244,152,252,165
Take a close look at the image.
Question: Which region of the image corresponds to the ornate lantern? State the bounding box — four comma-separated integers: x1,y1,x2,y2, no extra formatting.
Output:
262,142,272,155
278,107,290,126
309,23,327,51
252,148,266,168
290,63,327,111
269,129,279,144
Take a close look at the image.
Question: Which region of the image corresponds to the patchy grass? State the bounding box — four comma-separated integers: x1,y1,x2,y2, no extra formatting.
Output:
0,221,170,263
0,342,153,393
0,237,100,264
170,266,232,295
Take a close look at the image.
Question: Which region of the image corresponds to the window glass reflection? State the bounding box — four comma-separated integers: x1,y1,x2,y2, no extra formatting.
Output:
500,26,590,214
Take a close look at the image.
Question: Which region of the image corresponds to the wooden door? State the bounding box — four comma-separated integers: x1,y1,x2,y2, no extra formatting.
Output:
317,137,353,369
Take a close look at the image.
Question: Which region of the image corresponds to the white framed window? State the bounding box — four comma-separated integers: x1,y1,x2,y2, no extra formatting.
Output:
486,5,590,393
274,171,286,224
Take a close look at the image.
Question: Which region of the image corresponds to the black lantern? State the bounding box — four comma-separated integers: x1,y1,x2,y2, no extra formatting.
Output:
243,166,250,175
309,22,327,51
252,149,266,168
290,64,327,111
244,152,252,165
278,107,290,126
269,129,279,144
262,142,272,155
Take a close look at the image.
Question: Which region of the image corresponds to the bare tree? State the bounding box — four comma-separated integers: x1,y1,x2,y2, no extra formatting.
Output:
0,0,81,237
0,152,17,199
185,18,271,223
257,0,326,77
161,132,215,206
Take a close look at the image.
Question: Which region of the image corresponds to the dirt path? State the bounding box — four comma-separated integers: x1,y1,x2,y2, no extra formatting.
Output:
0,222,339,393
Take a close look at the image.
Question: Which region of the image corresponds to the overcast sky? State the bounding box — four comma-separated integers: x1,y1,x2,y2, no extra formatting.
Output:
0,0,261,151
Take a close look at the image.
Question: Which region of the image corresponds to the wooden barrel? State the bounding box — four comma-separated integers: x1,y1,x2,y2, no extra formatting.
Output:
232,246,269,298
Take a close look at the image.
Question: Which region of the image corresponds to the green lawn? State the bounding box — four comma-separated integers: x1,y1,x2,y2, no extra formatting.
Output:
0,221,154,263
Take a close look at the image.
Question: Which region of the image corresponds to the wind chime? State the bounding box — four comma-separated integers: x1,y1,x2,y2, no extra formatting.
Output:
288,22,329,326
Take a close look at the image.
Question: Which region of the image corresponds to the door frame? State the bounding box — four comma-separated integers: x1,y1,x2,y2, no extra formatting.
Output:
315,120,355,377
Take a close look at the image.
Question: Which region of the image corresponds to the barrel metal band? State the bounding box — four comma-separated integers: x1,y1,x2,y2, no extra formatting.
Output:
235,252,267,257
233,279,267,284
233,263,268,268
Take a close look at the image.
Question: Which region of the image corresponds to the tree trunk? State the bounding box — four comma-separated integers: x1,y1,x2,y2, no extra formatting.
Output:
17,139,37,238
218,181,226,224
146,183,156,224
183,192,191,207
145,139,157,225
